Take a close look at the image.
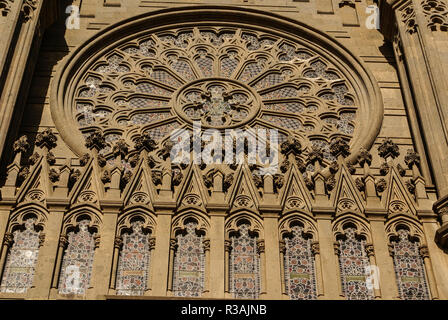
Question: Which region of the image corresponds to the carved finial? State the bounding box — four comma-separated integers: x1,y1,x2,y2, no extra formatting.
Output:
330,138,350,158
280,135,301,155
112,139,129,159
101,170,111,184
274,174,284,190
378,138,399,160
161,141,174,160
79,153,91,166
135,132,157,152
307,146,323,165
35,128,57,150
49,168,60,183
375,178,387,193
13,135,29,154
326,175,336,191
404,149,420,169
357,147,372,167
85,130,106,151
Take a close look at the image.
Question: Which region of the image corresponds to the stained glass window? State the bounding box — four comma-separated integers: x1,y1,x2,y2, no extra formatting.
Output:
391,228,430,300
283,225,317,300
58,219,96,295
230,224,260,299
172,221,205,297
337,227,374,300
116,221,151,296
0,218,41,293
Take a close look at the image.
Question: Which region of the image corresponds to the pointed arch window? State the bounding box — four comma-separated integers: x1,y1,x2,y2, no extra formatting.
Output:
0,216,42,293
116,220,153,296
336,226,373,300
283,224,317,300
172,220,205,297
390,227,430,300
230,223,261,299
58,218,97,295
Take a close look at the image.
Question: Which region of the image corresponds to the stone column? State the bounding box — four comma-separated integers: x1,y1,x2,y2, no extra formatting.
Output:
368,218,400,299
261,215,282,299
0,232,13,281
311,241,325,298
27,208,64,299
419,245,439,300
279,240,287,298
108,236,122,294
224,239,231,297
149,211,173,297
87,209,118,299
208,212,225,298
365,243,382,299
315,217,343,299
202,239,210,296
166,238,177,296
257,239,267,297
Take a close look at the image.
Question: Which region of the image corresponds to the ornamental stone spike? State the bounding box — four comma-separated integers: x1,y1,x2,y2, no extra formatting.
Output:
135,132,157,152
377,138,400,161
35,128,57,151
112,139,129,160
85,130,107,152
13,135,29,154
329,138,350,159
357,147,372,168
404,149,421,170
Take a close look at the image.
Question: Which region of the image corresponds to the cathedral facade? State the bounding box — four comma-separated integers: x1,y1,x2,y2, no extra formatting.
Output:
0,0,447,300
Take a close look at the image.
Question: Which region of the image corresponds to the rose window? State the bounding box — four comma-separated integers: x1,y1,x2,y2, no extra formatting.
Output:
54,13,382,164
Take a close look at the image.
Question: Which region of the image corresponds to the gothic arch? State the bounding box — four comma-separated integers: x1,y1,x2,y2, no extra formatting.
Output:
61,207,102,235
385,215,426,244
225,212,263,239
332,213,372,243
279,212,318,240
171,209,210,237
7,204,48,233
116,208,156,236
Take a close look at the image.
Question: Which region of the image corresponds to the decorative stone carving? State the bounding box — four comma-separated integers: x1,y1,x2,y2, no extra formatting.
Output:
0,0,13,16
357,147,372,167
29,152,40,166
378,138,399,160
101,170,111,184
280,135,301,155
112,139,129,159
421,0,448,31
46,152,56,165
397,164,406,177
274,174,284,190
223,173,234,192
285,196,305,210
355,177,365,192
151,170,162,186
78,190,97,203
130,191,149,204
85,130,107,151
69,169,81,185
404,149,421,169
375,178,387,193
401,3,418,34
21,0,38,21
326,175,336,191
49,168,60,183
25,189,45,202
35,128,57,150
330,138,350,158
13,135,29,154
380,162,390,176
79,153,91,166
135,132,157,152
307,146,323,165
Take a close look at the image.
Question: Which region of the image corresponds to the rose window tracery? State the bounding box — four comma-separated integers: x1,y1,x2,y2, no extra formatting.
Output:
69,26,361,157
